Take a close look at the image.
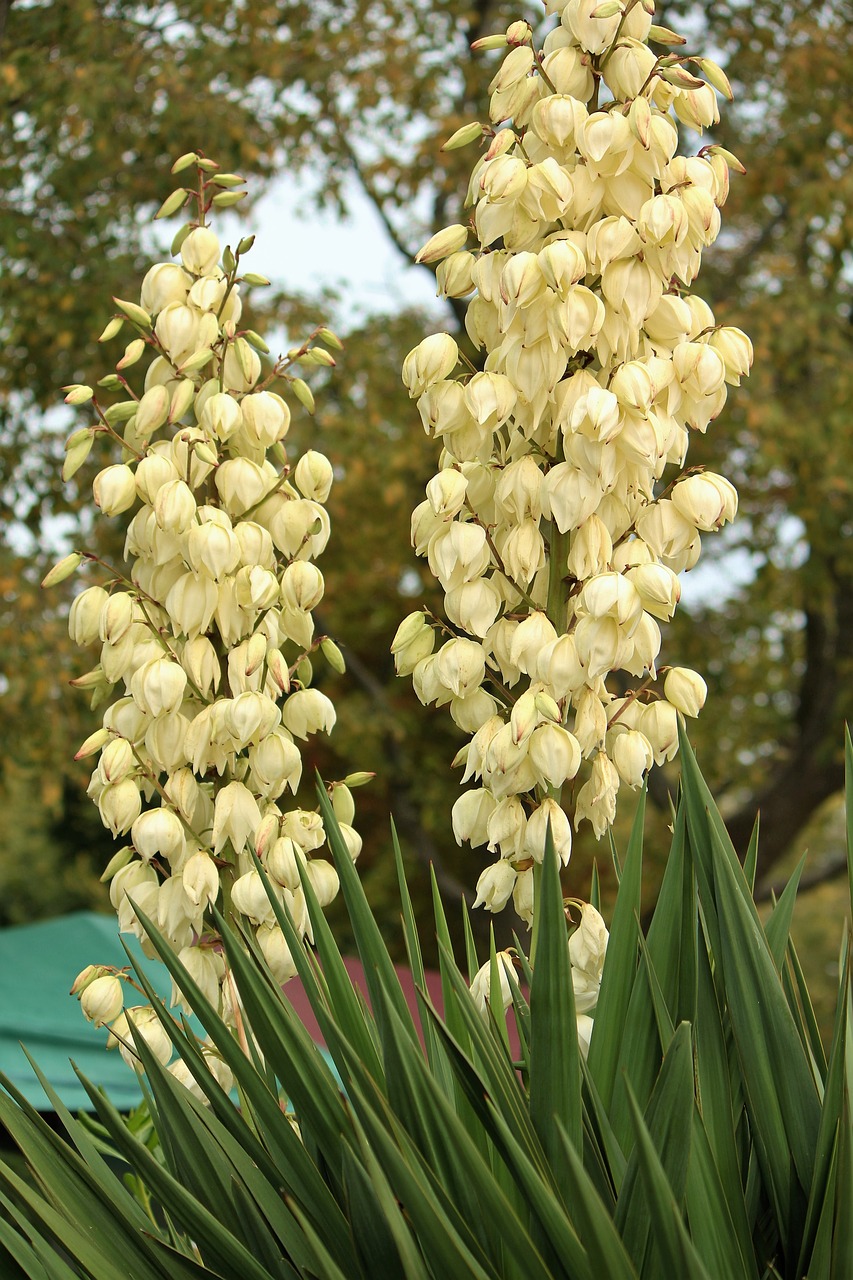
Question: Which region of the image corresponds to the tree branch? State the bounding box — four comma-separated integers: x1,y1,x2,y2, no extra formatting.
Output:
754,849,849,904
329,106,418,265
327,100,470,332
711,204,789,306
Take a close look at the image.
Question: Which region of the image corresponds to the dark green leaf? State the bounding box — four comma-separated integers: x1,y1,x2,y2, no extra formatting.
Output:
529,825,581,1167
615,1022,694,1275
743,814,760,896
798,948,851,1276
764,853,806,972
685,1110,758,1280
554,1120,638,1280
587,789,645,1110
623,1082,713,1280
317,776,418,1046
710,818,820,1258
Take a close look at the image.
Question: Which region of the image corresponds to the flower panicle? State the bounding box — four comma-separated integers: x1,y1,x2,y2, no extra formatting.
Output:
398,0,751,921
56,155,359,1053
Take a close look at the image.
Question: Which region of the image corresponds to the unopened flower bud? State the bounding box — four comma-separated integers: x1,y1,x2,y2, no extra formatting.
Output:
391,612,435,676
611,728,654,788
415,224,469,265
294,450,334,503
98,778,142,835
664,666,707,717
93,465,137,516
435,637,486,697
182,851,220,910
525,797,572,865
452,787,497,846
442,121,484,150
80,975,124,1027
402,334,459,397
71,963,111,995
265,648,291,694
180,226,221,276
135,385,171,436
306,859,339,908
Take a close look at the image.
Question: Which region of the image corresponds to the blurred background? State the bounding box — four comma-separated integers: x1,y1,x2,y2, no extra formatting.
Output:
1,0,851,1036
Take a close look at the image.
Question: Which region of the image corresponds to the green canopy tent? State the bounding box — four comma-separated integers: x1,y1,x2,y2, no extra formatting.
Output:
0,911,177,1112
0,913,445,1114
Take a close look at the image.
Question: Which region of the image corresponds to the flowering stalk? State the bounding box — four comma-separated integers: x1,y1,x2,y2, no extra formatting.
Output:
397,1,752,922
47,153,367,1072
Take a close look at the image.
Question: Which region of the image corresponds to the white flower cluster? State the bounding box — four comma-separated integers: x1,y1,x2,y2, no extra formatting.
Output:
397,1,752,922
54,154,366,1061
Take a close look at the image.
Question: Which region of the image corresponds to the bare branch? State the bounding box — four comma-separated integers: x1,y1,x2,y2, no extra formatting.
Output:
329,106,418,265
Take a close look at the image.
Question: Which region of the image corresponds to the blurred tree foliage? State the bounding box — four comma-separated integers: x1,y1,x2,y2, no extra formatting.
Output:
0,0,851,948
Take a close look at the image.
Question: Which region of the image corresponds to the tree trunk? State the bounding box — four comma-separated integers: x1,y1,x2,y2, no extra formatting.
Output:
719,560,853,879
0,0,13,47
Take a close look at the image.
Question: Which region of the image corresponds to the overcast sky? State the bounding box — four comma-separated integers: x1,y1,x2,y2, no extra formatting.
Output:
246,175,440,323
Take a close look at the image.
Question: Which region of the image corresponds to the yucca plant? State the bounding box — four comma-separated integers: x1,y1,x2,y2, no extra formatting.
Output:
0,723,850,1279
